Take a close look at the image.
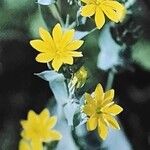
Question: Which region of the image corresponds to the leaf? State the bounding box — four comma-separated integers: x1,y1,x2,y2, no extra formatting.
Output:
64,101,79,126
35,71,69,106
97,24,122,70
37,0,56,5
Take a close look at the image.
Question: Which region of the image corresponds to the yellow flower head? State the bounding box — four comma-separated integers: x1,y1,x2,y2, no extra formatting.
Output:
83,83,123,140
30,23,84,71
80,0,126,29
20,108,62,150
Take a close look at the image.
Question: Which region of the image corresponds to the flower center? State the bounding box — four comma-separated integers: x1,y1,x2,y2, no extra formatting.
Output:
96,107,102,114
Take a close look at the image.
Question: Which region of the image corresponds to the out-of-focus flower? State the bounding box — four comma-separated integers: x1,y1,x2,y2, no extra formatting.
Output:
20,108,62,150
83,83,123,140
30,23,84,71
80,0,126,29
71,66,88,89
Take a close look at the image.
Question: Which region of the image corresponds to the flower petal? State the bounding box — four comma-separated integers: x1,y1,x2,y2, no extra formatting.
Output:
52,58,63,71
39,27,51,42
94,83,104,105
66,40,84,51
52,23,63,44
27,110,37,122
61,29,75,48
31,139,43,150
85,92,93,103
45,130,62,141
81,4,96,17
95,7,105,29
47,116,57,129
102,89,114,105
39,108,50,122
86,115,97,131
103,114,120,129
30,40,50,53
36,53,53,63
102,1,126,22
102,104,123,116
67,51,83,57
62,56,73,65
98,118,108,140
19,139,31,150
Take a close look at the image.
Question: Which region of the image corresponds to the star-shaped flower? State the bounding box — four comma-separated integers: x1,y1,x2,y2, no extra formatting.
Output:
30,23,84,71
83,83,123,140
80,0,126,29
20,108,62,150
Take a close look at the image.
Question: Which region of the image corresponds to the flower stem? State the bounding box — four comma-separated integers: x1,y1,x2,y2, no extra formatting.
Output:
105,68,116,90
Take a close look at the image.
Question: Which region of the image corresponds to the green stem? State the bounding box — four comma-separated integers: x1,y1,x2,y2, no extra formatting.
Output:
105,68,116,90
87,27,97,35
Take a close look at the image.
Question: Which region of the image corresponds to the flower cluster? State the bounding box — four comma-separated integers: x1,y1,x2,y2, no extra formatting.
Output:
19,0,126,149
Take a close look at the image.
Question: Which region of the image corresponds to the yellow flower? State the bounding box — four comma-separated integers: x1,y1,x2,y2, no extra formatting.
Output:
30,23,84,71
20,108,62,150
80,0,126,29
83,83,123,140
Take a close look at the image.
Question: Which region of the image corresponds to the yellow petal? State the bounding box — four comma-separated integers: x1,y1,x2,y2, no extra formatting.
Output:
95,7,105,29
83,105,96,116
66,40,84,51
103,114,120,129
52,58,63,71
20,120,28,129
27,110,37,122
52,23,63,44
68,51,83,57
81,4,96,17
45,130,62,141
61,29,75,48
62,56,73,65
102,89,114,105
19,139,31,150
98,118,108,140
31,139,43,150
86,115,97,131
36,53,53,63
39,108,50,122
81,0,96,4
102,1,126,22
102,104,123,116
30,40,49,53
39,27,51,42
47,116,57,129
94,83,104,105
85,92,93,103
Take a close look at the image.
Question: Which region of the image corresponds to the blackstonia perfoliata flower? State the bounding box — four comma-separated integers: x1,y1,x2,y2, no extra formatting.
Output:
83,83,123,140
30,23,84,71
80,0,126,29
20,108,62,150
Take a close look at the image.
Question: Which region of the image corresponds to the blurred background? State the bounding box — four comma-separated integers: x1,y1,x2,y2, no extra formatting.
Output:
0,0,150,149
